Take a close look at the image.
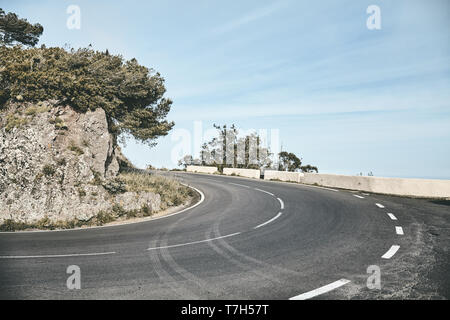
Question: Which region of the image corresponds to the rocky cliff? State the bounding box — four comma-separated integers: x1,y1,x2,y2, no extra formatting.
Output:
0,101,161,226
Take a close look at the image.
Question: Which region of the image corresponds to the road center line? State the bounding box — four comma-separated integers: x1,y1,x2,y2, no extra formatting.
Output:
395,226,404,235
0,251,116,259
254,212,283,229
382,245,400,259
277,198,285,210
375,203,385,208
147,232,242,251
254,188,275,196
228,182,250,188
289,279,351,300
353,195,365,199
387,213,397,220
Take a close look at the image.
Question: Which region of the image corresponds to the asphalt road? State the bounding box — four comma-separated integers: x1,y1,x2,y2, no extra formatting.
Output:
0,172,449,299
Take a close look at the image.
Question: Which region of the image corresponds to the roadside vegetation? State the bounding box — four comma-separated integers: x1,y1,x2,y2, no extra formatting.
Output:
119,173,195,210
0,173,197,231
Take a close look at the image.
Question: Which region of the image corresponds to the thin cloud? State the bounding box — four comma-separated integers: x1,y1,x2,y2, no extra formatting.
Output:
211,1,289,35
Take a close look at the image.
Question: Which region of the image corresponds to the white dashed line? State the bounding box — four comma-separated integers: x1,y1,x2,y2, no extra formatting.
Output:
147,232,242,251
375,203,385,208
353,195,365,199
254,212,283,229
289,279,351,300
395,226,404,235
228,182,250,188
0,251,116,259
254,188,275,197
387,213,397,220
382,245,400,259
277,198,285,210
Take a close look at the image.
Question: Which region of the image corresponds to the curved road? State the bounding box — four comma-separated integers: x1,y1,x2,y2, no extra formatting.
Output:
0,172,449,299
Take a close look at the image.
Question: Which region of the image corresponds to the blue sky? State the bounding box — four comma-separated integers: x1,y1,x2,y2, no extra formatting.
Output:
2,0,449,179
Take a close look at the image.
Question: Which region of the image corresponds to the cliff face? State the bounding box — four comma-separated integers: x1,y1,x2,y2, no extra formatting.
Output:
0,101,160,224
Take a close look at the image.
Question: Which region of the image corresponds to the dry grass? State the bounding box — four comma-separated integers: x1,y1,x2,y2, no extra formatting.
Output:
119,172,194,210
0,173,196,231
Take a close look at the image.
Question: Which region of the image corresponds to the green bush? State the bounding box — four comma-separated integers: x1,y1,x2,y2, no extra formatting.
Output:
102,178,127,194
42,164,55,176
0,46,174,145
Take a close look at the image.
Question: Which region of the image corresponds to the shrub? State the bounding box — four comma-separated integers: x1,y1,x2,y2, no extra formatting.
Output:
0,46,174,146
4,114,28,132
56,158,67,166
24,105,49,116
119,172,193,210
42,164,55,176
68,140,84,155
102,178,127,194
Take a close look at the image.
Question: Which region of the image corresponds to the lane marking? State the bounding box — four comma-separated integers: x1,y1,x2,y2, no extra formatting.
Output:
0,251,116,259
147,232,242,251
395,226,404,235
254,212,283,229
277,198,285,210
382,245,400,259
254,188,275,197
387,213,397,220
289,279,351,300
353,195,365,199
228,182,250,188
362,193,370,196
375,203,385,208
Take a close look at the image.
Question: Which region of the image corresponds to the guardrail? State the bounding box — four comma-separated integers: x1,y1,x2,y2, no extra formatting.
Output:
183,166,450,199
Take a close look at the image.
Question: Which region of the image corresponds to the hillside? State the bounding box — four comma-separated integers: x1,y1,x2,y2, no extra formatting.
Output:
0,100,191,230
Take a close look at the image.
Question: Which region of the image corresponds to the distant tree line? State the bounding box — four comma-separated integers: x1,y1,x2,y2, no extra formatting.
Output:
178,124,318,173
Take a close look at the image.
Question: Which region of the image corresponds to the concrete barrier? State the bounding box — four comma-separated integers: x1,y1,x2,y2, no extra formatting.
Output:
300,173,450,198
186,165,219,174
263,170,304,183
223,168,260,179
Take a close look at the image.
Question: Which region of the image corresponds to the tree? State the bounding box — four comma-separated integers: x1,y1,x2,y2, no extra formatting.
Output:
178,155,194,169
0,9,43,47
0,46,174,146
278,151,302,172
300,164,318,173
199,124,272,171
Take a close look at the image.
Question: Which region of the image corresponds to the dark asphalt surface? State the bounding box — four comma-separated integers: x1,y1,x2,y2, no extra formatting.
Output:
0,172,448,299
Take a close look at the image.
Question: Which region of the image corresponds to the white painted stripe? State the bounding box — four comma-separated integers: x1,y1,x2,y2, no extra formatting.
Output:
277,198,285,210
387,213,397,220
353,195,365,199
375,203,385,208
0,251,116,259
395,226,404,235
254,188,275,197
147,232,241,251
289,279,351,300
382,245,400,259
254,212,283,229
362,193,370,196
228,182,250,188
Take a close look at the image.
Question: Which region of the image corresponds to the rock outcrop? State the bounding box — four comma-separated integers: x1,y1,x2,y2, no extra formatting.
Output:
0,101,160,225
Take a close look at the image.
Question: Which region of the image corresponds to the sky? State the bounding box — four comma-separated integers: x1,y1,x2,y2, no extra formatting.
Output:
1,0,449,179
